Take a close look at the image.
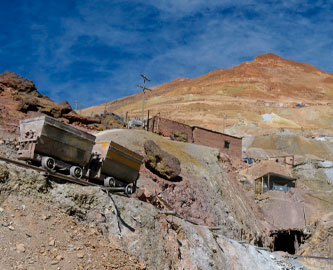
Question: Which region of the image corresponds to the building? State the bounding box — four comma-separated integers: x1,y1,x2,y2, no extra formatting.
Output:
148,115,242,160
255,172,296,194
192,126,242,160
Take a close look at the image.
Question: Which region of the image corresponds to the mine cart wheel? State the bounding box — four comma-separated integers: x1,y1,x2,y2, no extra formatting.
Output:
41,156,56,171
125,184,134,195
70,166,83,179
104,177,116,187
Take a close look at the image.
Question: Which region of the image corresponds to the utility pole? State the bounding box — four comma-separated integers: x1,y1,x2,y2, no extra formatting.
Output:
104,98,108,114
74,100,80,115
137,74,152,128
74,100,79,111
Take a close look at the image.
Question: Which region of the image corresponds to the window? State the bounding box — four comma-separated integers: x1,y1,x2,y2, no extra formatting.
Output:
224,141,230,149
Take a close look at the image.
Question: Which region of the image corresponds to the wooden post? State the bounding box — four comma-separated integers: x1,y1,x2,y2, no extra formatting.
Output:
156,113,160,134
261,177,264,194
257,179,260,194
147,110,150,131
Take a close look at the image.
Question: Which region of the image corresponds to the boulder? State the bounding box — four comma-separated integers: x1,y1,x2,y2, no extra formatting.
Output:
144,140,181,180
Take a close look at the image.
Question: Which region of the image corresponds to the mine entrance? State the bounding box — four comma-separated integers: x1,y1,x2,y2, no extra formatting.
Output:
271,230,305,254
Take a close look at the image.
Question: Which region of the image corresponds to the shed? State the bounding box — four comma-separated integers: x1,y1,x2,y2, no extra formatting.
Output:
255,172,296,194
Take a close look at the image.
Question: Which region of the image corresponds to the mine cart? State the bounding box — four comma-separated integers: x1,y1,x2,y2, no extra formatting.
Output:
89,141,143,194
18,116,96,178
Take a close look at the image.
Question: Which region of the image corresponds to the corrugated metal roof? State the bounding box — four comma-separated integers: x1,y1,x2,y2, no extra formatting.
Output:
255,172,296,181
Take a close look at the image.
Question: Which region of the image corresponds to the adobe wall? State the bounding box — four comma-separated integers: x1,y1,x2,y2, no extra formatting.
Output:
148,116,242,159
192,127,242,159
148,116,193,142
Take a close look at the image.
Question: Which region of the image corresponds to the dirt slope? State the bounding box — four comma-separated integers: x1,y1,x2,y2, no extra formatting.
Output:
82,53,333,135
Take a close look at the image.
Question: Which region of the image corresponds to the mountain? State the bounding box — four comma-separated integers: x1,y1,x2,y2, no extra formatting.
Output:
82,53,333,136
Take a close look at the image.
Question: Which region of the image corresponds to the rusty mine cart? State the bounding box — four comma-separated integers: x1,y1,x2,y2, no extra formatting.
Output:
17,116,143,194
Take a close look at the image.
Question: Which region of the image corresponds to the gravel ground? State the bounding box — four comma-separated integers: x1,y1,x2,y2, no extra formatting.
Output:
0,195,143,270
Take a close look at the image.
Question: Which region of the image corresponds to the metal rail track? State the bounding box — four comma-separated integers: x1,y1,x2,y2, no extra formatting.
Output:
0,155,134,194
286,255,333,261
0,155,97,187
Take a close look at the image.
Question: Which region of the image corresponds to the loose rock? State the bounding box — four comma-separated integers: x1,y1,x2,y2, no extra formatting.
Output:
16,243,25,253
48,239,55,246
0,164,9,182
77,251,84,258
144,140,181,180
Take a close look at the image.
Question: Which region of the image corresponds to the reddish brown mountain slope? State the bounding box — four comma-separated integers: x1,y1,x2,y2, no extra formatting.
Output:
84,53,333,135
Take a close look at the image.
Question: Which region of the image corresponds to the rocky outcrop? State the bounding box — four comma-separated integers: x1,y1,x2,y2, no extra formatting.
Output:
0,70,124,133
144,140,181,180
59,101,72,114
62,112,101,125
0,71,40,95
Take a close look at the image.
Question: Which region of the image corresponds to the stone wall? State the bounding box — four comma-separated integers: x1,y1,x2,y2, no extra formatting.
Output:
192,127,242,160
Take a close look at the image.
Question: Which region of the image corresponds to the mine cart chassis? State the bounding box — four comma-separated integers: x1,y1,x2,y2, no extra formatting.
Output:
86,152,137,194
19,139,136,194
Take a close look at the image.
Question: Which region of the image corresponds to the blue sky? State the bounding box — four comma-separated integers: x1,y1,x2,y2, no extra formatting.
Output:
1,1,332,108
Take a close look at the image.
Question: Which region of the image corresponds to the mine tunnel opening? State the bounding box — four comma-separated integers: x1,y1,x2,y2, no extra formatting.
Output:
271,230,306,255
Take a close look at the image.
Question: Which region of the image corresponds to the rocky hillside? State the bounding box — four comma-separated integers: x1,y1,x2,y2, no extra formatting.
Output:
0,71,124,133
82,53,333,136
0,136,309,270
